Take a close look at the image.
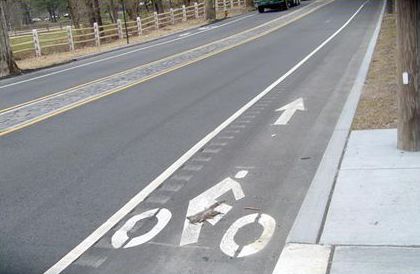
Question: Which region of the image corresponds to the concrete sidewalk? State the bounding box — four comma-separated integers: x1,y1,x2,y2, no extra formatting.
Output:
274,129,420,274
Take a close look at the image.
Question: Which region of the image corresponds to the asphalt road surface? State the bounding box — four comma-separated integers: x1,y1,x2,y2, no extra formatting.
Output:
0,0,383,273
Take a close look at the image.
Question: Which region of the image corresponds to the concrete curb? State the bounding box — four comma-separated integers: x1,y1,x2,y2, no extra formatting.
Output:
271,1,386,273
286,2,385,244
285,0,386,247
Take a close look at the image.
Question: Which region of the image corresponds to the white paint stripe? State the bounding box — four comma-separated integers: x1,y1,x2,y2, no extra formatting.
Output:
180,177,245,246
272,244,331,274
219,213,276,257
234,170,248,179
43,4,366,273
0,14,256,90
220,213,258,257
402,72,409,85
74,255,108,268
238,214,276,257
179,32,192,37
115,208,172,249
202,147,222,153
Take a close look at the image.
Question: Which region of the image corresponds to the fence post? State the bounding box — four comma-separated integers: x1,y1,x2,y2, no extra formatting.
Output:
194,2,199,19
93,22,101,46
66,26,74,51
170,8,175,24
203,3,207,19
182,5,187,22
117,19,123,39
223,0,227,11
230,0,233,8
32,29,41,57
136,17,142,35
154,12,159,29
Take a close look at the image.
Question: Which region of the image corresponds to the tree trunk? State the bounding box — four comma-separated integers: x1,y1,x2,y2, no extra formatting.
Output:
20,1,31,25
153,0,164,13
85,0,96,26
48,7,56,22
387,0,394,14
68,0,81,28
0,0,20,77
126,0,140,20
107,0,119,23
246,0,255,9
396,0,420,151
93,0,103,26
205,0,216,21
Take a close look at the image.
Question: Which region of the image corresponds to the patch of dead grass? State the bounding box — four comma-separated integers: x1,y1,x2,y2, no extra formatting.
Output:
352,14,398,130
16,19,207,70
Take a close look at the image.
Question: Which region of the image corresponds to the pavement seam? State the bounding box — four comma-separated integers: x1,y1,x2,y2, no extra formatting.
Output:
340,167,420,170
325,245,336,274
332,244,420,249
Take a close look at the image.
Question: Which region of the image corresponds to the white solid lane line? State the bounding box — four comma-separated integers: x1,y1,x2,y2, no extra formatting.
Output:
44,2,368,273
0,14,256,90
179,32,192,37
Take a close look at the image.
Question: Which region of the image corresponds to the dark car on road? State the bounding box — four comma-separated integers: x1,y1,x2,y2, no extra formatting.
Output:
255,0,300,13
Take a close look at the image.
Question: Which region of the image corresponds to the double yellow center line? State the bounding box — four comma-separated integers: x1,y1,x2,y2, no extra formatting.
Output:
0,0,334,137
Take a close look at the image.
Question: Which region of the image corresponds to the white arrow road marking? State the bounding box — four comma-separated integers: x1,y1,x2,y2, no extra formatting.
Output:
111,208,172,249
220,213,276,257
273,98,305,125
180,177,245,246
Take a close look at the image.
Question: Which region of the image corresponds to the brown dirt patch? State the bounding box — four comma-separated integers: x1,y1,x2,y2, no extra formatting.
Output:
352,14,398,130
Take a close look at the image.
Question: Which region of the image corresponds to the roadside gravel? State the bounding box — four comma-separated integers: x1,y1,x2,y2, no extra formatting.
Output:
352,14,397,130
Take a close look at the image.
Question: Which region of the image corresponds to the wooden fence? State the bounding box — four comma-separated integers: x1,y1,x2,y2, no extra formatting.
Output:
10,1,245,59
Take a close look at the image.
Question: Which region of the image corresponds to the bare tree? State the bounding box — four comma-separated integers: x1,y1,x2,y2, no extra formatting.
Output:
152,0,164,13
85,0,95,25
205,0,215,21
126,0,140,20
386,0,394,14
106,0,119,23
32,0,65,23
67,0,81,28
93,0,103,25
246,0,254,9
0,0,20,77
19,0,32,25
